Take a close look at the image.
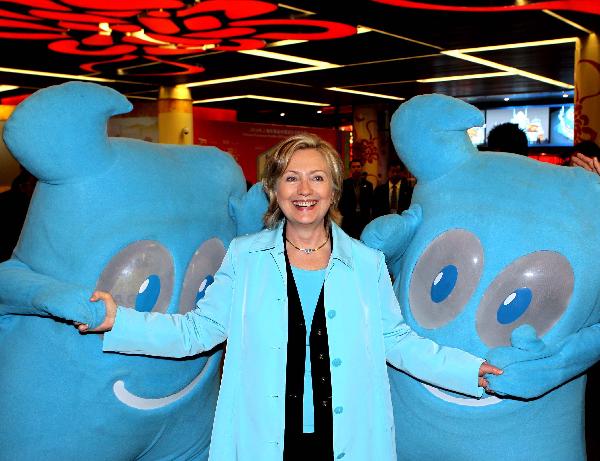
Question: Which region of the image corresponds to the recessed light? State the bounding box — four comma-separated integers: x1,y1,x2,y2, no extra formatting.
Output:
504,97,510,102
193,94,328,106
280,112,285,117
326,87,404,101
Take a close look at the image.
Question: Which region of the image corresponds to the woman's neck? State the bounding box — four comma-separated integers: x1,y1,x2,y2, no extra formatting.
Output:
285,221,328,248
285,221,331,270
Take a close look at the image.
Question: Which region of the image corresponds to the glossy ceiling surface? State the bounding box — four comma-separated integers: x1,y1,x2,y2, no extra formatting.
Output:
0,1,598,122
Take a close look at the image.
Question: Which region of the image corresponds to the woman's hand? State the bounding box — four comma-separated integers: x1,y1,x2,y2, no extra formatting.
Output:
74,290,117,333
478,361,503,391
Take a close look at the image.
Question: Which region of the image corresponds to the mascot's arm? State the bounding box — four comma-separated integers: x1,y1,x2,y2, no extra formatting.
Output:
229,182,268,236
360,204,421,275
103,238,237,358
0,258,105,328
486,323,600,398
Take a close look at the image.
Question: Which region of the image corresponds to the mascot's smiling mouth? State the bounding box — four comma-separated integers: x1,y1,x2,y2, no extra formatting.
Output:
113,353,220,410
422,383,501,407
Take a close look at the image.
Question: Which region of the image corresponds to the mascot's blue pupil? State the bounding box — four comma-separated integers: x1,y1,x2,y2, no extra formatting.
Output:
430,265,458,303
135,274,161,312
497,287,532,324
196,275,215,304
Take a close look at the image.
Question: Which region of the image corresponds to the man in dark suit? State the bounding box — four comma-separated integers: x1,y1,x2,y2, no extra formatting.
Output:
339,159,373,238
372,162,414,219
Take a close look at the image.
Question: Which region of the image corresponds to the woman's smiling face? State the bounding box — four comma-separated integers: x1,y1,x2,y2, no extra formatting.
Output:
276,148,333,229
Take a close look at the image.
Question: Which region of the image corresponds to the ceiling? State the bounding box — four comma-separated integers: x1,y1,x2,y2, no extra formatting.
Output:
0,0,598,127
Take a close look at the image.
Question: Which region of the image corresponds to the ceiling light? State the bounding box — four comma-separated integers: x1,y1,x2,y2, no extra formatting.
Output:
317,110,322,114
563,93,569,98
504,97,510,101
239,49,339,67
0,85,18,93
280,112,285,117
193,94,329,106
0,67,124,83
326,87,405,101
442,50,574,89
268,39,308,47
450,37,577,53
542,10,594,33
277,3,316,15
417,71,513,83
187,50,339,88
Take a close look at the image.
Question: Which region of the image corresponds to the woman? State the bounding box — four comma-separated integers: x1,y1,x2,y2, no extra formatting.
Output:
81,133,500,461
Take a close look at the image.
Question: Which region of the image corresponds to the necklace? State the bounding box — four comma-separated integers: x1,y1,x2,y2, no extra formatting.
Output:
286,234,330,254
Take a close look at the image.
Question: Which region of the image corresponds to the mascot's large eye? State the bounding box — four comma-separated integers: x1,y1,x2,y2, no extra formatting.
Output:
476,251,573,347
409,229,483,329
96,241,174,313
178,238,226,314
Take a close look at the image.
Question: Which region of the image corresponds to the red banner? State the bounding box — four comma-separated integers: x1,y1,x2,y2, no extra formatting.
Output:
194,119,339,183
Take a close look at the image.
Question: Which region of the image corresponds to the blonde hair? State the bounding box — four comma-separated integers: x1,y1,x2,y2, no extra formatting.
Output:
262,133,344,229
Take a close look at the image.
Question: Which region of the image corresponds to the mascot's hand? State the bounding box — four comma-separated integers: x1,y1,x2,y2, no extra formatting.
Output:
360,204,421,274
31,283,107,330
229,182,268,236
485,324,571,399
75,290,116,333
0,259,106,329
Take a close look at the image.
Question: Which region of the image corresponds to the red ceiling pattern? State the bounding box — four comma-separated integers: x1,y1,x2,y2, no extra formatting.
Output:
372,0,600,15
0,0,356,76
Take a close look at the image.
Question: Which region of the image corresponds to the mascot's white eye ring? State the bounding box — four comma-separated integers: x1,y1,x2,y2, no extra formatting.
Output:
96,240,174,314
409,229,484,329
179,238,225,314
476,251,573,347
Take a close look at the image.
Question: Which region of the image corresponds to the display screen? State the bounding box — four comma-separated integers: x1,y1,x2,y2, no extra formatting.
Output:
485,106,550,146
549,104,574,146
480,103,574,148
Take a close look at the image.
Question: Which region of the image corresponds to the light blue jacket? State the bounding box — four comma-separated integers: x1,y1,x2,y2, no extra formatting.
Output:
104,222,484,461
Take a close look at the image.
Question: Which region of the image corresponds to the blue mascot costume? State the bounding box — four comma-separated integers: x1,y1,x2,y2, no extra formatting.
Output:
362,94,600,461
0,82,266,460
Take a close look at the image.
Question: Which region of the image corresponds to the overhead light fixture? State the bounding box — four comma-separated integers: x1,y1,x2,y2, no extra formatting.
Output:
418,71,513,83
0,85,18,93
280,112,285,117
357,25,442,50
0,67,147,84
563,93,569,98
504,97,510,101
193,94,329,106
187,51,339,88
239,49,339,67
542,10,594,33
264,27,367,49
277,3,316,15
442,49,575,89
451,37,577,53
442,38,577,89
326,87,405,101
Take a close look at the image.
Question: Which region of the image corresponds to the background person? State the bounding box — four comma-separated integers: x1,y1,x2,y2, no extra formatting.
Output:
570,140,600,175
74,133,501,461
338,159,373,238
372,162,414,219
486,122,529,156
0,167,37,261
